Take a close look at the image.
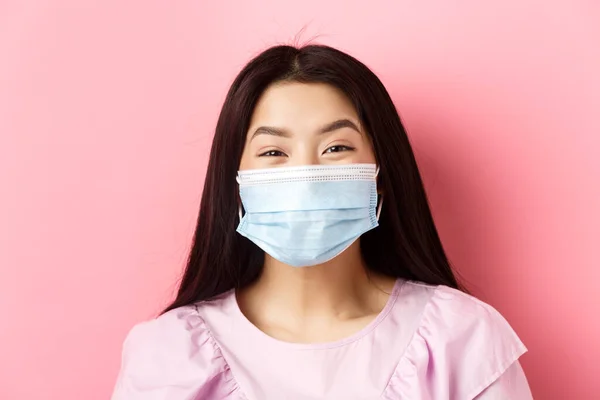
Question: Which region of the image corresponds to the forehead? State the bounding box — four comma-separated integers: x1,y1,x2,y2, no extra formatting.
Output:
249,82,359,129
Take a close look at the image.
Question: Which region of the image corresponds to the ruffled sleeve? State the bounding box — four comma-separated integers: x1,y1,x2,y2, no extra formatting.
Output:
474,361,532,399
110,305,242,400
385,284,529,400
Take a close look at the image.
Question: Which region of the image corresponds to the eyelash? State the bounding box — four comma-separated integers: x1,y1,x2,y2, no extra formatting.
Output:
258,145,355,157
259,150,287,157
323,145,354,154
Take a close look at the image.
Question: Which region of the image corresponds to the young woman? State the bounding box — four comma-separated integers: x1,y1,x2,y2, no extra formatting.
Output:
111,44,532,399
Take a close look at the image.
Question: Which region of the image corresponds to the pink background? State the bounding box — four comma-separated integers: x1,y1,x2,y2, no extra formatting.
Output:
1,1,599,398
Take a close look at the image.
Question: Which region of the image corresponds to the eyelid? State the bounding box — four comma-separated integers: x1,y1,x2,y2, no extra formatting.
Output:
323,137,356,148
322,144,356,154
258,148,287,157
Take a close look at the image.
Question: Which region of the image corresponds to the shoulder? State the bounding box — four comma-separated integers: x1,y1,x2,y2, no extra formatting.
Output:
120,305,209,365
111,302,239,399
388,281,528,399
402,281,525,343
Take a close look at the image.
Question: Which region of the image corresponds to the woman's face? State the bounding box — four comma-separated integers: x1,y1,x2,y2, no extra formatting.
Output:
239,82,376,170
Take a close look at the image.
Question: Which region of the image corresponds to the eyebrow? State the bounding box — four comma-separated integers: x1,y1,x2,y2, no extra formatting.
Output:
319,119,362,135
250,118,362,141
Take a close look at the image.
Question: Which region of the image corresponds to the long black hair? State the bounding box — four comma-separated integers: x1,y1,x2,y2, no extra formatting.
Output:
163,44,462,314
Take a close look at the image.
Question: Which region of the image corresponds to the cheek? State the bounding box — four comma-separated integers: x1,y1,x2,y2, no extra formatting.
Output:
354,153,377,164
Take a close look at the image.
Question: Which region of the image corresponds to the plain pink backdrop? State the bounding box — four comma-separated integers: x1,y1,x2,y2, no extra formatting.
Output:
1,1,599,399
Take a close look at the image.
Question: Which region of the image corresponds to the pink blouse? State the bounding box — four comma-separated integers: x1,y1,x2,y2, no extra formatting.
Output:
111,280,532,399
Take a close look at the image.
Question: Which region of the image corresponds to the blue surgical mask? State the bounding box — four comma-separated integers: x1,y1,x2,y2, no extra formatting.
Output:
236,163,381,267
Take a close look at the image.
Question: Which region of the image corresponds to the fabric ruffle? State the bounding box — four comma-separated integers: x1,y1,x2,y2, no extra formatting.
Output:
111,305,246,400
382,284,527,399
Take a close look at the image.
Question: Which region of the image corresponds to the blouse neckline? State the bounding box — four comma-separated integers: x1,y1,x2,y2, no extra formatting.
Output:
230,278,405,350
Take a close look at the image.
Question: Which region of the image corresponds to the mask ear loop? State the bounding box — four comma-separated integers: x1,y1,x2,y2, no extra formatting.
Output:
236,174,244,222
374,165,383,221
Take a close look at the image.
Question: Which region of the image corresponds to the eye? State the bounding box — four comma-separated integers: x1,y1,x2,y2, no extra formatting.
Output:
258,149,287,157
323,145,355,154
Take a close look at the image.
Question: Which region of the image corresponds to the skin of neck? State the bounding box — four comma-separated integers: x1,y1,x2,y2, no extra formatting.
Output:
237,240,396,340
261,241,371,315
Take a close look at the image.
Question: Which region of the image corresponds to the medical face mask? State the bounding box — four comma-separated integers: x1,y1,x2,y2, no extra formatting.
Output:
236,163,381,267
